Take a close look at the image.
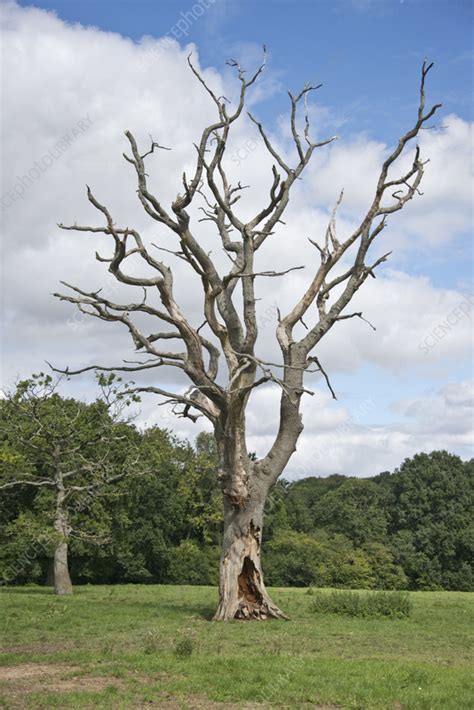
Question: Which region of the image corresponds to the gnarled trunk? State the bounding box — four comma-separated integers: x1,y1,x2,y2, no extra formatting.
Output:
212,381,290,621
213,484,288,621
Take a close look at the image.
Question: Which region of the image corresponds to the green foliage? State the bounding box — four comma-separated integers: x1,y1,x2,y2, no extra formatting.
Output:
167,541,219,585
177,433,222,545
69,428,221,585
264,529,393,590
275,451,472,592
311,478,389,545
309,589,412,618
361,542,408,590
284,474,346,532
264,530,326,587
1,377,472,592
0,374,143,585
385,451,474,590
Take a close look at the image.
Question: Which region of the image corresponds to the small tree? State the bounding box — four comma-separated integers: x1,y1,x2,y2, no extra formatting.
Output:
0,373,141,594
54,54,440,618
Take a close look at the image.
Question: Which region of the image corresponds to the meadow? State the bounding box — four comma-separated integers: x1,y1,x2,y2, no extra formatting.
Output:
0,585,472,709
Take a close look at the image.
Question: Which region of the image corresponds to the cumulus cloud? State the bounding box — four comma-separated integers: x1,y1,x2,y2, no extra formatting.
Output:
1,1,472,475
246,380,474,479
304,114,473,251
313,271,474,373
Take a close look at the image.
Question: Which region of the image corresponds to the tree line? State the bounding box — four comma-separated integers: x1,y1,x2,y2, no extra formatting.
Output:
1,377,472,592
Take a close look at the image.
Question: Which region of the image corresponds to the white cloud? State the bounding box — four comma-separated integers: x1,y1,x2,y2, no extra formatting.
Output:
396,379,474,437
304,114,473,251
313,271,474,374
250,380,474,479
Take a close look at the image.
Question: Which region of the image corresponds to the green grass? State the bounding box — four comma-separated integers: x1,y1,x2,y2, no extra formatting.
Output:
0,585,473,708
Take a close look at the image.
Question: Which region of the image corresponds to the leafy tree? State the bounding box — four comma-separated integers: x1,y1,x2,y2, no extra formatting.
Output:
178,432,222,545
311,478,389,546
386,451,474,590
263,480,291,541
264,530,327,587
360,542,408,590
0,373,142,594
284,475,347,532
264,529,382,589
79,428,221,584
102,428,189,583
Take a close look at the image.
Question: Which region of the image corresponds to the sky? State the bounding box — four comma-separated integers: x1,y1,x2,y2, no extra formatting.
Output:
0,0,473,478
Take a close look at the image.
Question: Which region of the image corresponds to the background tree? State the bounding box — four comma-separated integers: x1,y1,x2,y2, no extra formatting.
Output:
311,478,389,546
384,451,474,590
54,53,440,619
0,373,141,594
97,428,221,584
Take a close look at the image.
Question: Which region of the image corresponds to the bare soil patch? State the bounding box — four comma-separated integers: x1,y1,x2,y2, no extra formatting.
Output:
0,663,77,681
0,663,125,707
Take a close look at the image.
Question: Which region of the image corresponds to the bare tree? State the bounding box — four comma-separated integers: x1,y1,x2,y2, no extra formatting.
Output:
0,374,141,594
54,54,440,619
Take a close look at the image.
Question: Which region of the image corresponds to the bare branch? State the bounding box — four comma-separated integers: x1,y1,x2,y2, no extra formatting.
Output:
335,312,377,331
307,356,337,400
47,360,167,376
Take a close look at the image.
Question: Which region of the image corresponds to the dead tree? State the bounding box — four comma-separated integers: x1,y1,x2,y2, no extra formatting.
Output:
54,53,440,618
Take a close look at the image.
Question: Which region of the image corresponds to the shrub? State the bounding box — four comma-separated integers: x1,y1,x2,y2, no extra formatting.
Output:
174,636,194,658
310,589,411,618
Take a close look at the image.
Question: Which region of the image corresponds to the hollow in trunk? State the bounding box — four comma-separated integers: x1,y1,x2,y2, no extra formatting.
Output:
213,495,288,621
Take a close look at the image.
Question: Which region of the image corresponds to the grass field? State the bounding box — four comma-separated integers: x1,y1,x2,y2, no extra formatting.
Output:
0,585,472,709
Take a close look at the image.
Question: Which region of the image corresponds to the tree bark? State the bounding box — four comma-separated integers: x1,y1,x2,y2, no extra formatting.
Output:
53,479,73,595
53,539,73,595
213,476,288,621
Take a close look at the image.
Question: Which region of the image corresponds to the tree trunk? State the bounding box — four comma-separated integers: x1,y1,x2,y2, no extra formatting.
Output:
53,477,73,595
53,540,73,595
213,491,288,621
212,374,290,621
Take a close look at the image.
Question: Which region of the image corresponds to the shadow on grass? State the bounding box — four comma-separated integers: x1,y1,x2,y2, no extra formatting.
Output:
3,586,219,619
106,599,217,619
1,586,56,595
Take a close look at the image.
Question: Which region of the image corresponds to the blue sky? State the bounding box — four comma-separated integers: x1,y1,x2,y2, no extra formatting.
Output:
18,0,473,131
2,0,473,475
